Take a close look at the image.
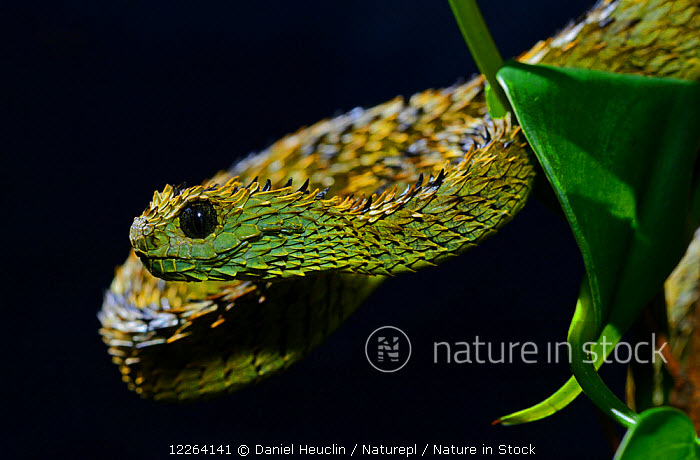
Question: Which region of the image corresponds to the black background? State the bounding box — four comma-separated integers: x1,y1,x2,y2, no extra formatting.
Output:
6,1,629,458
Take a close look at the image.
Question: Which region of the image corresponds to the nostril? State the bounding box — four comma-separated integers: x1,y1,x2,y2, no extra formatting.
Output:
129,233,148,253
146,235,161,249
130,219,162,254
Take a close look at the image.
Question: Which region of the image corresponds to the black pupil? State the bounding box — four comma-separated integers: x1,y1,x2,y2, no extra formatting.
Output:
180,201,217,239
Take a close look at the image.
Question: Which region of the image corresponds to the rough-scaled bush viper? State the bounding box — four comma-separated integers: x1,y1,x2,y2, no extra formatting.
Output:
99,0,700,401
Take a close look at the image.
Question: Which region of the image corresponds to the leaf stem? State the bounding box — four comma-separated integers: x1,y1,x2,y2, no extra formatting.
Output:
448,0,510,117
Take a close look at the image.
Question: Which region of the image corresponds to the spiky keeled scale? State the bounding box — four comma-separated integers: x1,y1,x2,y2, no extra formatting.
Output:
100,0,700,400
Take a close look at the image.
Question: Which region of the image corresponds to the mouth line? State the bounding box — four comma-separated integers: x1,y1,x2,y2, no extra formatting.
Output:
133,251,220,282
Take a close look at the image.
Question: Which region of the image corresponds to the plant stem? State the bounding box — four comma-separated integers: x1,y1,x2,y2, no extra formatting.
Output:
448,0,510,117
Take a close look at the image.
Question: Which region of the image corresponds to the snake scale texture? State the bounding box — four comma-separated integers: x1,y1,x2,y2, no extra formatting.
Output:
99,0,700,401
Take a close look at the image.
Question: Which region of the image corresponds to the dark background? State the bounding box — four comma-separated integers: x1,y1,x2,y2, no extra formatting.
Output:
6,0,629,458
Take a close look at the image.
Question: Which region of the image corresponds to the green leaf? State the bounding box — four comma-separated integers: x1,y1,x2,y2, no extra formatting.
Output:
495,61,700,424
495,376,581,425
613,407,699,460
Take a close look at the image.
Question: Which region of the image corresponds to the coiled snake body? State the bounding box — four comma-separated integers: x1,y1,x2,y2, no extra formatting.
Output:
100,0,699,401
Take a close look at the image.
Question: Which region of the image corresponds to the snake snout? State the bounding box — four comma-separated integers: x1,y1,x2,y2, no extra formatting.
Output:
129,216,154,253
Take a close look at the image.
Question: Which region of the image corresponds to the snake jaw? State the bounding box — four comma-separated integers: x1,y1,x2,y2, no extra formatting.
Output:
140,257,208,282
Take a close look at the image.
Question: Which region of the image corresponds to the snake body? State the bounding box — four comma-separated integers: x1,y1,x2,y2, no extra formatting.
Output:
100,0,699,401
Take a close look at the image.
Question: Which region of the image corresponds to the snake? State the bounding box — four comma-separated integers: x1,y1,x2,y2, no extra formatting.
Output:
99,0,699,401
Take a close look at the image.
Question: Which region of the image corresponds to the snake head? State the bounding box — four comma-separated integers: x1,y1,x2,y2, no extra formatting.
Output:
130,178,263,282
130,176,329,282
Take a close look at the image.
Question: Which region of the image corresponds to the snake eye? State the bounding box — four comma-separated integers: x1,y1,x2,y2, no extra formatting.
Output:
179,201,217,239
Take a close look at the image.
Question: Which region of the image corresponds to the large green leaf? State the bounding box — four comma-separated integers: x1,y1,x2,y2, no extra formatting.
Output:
613,407,699,460
494,61,700,425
